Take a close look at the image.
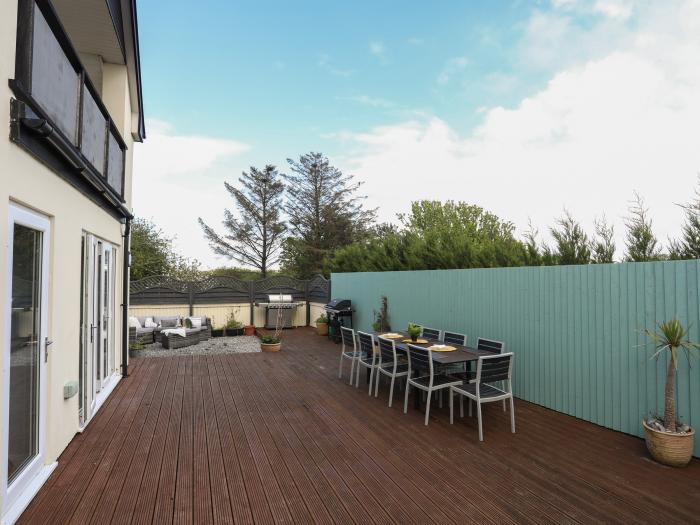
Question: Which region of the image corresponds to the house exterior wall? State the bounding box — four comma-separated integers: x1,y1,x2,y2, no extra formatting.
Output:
1,0,137,519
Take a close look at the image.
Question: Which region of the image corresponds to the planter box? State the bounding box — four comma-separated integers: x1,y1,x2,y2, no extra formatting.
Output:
225,327,244,337
211,329,224,338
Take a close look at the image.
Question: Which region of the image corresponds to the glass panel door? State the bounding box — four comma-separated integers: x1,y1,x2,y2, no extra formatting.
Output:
3,204,49,516
7,224,42,483
79,234,115,426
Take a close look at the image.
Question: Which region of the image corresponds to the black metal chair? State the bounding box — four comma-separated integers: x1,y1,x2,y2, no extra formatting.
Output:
476,337,505,354
375,336,409,407
403,343,461,425
338,326,359,385
355,331,380,394
449,352,515,441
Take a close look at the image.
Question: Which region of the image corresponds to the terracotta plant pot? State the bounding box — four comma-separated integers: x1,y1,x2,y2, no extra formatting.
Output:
243,325,255,336
643,419,695,467
261,342,281,352
316,322,328,336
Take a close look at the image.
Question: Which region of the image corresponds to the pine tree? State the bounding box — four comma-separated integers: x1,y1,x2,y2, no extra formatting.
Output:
523,219,542,266
624,192,662,262
282,152,376,276
550,210,591,265
669,177,700,260
591,215,616,263
198,165,286,277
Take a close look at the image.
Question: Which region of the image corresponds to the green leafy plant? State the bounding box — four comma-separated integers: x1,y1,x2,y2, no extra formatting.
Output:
129,342,145,352
372,296,391,332
407,323,422,340
225,311,242,329
642,319,699,432
261,335,281,344
316,314,329,324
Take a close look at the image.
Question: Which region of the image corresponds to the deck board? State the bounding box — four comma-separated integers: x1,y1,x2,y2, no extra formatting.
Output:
18,328,700,524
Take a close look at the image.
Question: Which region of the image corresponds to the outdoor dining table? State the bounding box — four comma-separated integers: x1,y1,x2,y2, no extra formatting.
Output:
373,331,494,409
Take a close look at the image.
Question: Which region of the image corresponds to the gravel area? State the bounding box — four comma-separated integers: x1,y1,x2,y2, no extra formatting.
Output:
135,335,261,358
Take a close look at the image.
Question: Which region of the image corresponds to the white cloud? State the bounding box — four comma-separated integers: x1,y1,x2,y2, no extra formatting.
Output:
336,0,700,256
338,95,395,108
593,0,633,19
437,56,469,85
317,53,355,77
132,120,251,267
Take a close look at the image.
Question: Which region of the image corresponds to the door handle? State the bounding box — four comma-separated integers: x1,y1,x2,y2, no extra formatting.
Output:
90,324,97,342
45,336,53,363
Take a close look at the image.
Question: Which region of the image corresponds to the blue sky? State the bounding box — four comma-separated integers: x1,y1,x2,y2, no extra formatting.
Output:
139,1,553,157
133,1,700,268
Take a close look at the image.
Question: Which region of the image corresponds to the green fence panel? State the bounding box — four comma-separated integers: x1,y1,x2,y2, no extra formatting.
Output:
332,260,700,457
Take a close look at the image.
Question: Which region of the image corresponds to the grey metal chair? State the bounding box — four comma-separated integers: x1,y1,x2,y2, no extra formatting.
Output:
439,331,468,378
454,336,507,414
421,326,442,342
355,331,380,394
338,326,358,385
403,343,461,425
449,352,515,441
443,331,467,346
375,336,409,407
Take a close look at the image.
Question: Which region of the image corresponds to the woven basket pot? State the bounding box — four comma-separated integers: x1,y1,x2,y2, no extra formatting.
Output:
316,322,328,336
643,420,695,467
261,342,281,352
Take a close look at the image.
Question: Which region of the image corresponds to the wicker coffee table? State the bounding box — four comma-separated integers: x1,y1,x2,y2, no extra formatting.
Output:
161,329,201,349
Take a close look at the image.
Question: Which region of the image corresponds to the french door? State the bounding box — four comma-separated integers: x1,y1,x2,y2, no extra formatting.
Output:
2,204,50,516
80,234,116,426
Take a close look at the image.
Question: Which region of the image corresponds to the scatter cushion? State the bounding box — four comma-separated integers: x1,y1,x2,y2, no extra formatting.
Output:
128,316,141,328
159,317,179,328
144,317,157,328
186,317,202,329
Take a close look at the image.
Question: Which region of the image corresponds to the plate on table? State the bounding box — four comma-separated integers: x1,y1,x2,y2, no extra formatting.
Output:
403,338,429,344
379,333,402,339
429,345,456,352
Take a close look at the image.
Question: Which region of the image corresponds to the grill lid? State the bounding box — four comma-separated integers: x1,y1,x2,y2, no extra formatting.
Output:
268,294,293,303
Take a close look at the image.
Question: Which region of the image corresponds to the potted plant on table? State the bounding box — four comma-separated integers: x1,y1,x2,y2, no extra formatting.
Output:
641,319,698,467
407,323,421,342
316,314,329,335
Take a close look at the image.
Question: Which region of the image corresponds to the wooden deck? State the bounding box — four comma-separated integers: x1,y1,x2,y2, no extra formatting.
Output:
19,328,700,524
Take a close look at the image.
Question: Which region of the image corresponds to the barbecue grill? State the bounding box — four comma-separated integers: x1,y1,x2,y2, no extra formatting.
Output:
324,299,353,342
256,294,302,329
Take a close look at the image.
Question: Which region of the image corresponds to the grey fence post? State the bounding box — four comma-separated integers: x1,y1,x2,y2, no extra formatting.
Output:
249,281,255,326
305,281,311,326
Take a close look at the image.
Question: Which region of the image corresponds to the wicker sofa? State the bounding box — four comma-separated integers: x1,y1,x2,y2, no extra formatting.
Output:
129,315,212,346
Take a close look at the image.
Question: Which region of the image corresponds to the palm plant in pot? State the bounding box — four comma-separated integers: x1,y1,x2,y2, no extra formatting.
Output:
316,314,329,336
641,319,698,467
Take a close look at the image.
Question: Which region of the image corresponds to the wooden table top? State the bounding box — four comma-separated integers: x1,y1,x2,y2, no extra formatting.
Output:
373,331,493,364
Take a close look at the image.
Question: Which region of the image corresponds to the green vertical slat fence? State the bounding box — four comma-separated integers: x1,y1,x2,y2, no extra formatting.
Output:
332,260,700,457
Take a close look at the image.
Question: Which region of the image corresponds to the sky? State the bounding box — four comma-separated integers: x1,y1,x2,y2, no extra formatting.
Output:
133,0,700,269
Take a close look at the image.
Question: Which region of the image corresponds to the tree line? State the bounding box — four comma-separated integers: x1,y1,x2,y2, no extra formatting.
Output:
330,183,700,273
130,154,700,281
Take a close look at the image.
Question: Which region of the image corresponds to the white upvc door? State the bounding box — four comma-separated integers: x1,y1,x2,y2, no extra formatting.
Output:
2,204,50,519
80,234,116,427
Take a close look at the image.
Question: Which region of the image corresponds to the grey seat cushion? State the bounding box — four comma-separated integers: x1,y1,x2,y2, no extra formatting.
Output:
136,326,154,334
155,316,181,328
